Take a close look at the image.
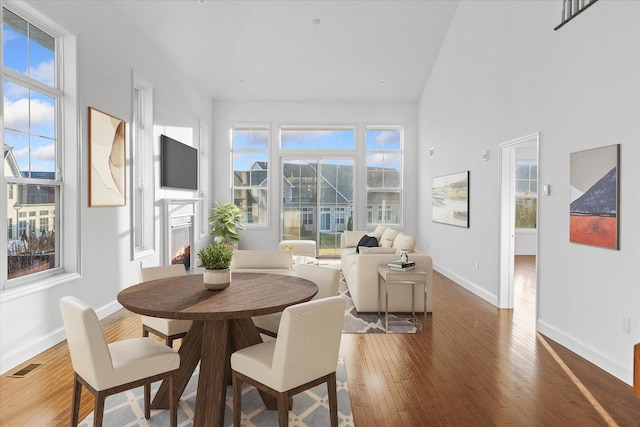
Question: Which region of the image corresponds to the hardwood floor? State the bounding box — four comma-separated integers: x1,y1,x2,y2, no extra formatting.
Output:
2,256,639,426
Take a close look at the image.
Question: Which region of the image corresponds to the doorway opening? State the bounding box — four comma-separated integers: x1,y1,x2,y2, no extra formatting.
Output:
499,133,539,318
281,158,355,257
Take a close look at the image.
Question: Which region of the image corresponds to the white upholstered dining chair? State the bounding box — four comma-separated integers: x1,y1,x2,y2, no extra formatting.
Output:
60,296,180,427
231,296,346,427
139,264,192,347
252,264,340,337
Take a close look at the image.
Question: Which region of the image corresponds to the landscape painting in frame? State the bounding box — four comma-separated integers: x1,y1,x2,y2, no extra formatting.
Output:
570,144,619,249
432,171,469,228
89,107,126,207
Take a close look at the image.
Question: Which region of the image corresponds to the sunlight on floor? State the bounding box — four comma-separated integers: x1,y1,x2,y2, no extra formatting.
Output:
537,333,619,427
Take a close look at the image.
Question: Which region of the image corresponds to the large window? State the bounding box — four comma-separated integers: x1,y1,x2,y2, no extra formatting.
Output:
2,4,78,288
280,126,356,257
232,126,269,226
366,127,403,226
515,162,537,229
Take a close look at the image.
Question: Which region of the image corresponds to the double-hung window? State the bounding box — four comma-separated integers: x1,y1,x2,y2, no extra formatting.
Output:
231,126,269,226
515,162,537,229
366,126,403,226
2,4,78,288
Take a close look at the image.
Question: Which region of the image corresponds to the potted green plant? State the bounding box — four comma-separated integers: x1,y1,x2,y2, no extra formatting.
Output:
198,242,233,290
209,202,245,248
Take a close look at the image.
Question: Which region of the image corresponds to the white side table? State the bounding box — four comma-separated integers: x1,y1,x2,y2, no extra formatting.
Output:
377,265,428,332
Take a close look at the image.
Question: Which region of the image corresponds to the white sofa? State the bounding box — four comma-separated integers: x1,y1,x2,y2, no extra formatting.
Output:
231,250,294,274
340,226,433,313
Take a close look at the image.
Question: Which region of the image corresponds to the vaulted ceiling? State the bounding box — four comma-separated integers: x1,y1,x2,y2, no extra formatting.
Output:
112,0,459,103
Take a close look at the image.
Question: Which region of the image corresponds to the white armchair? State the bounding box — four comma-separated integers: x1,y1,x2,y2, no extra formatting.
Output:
231,296,346,427
60,296,180,427
252,264,340,337
139,264,192,347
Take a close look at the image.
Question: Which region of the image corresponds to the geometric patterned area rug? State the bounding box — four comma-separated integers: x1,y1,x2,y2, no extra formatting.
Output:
79,358,353,427
339,277,420,334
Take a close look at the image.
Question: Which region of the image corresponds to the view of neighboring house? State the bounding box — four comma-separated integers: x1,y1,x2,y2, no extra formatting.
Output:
236,159,401,238
3,144,56,279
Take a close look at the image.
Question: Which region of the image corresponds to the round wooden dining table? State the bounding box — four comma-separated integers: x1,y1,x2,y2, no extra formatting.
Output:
117,272,318,427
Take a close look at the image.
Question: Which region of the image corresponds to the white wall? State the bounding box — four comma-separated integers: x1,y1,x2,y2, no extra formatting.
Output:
212,102,419,251
0,1,214,373
418,0,640,384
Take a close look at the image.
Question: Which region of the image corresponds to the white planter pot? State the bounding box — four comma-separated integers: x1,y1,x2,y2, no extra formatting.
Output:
203,268,231,290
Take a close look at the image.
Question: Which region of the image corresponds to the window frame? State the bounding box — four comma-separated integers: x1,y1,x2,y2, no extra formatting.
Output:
230,123,270,228
1,2,79,295
515,161,538,230
130,71,155,260
198,120,209,239
365,125,404,227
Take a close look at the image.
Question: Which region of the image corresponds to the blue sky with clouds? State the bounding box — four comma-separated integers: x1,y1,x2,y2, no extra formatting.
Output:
3,15,56,175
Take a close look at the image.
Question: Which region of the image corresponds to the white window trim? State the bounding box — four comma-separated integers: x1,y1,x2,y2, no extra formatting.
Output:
131,71,155,260
199,120,209,239
1,1,80,298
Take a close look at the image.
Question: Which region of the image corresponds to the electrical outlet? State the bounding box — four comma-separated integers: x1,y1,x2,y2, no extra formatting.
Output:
622,316,631,334
475,260,480,270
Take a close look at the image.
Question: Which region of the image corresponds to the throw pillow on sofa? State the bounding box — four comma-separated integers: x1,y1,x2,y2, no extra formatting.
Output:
343,230,366,248
392,232,417,253
379,227,400,245
356,235,378,253
371,225,387,241
380,239,393,247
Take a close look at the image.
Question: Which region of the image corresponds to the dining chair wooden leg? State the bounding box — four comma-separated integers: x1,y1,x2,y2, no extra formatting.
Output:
232,371,242,427
169,372,177,427
144,383,151,419
93,391,106,427
277,391,289,427
71,374,82,426
142,326,149,338
328,372,338,427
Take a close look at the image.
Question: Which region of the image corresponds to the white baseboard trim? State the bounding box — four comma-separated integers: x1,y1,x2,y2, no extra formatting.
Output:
537,319,632,386
434,263,498,306
0,300,122,375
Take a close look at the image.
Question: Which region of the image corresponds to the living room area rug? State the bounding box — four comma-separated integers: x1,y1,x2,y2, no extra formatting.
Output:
318,262,421,334
339,277,420,334
79,358,353,427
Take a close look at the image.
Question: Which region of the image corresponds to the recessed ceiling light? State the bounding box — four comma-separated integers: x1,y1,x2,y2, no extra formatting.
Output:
312,18,322,25
379,79,387,84
238,77,245,82
198,0,206,4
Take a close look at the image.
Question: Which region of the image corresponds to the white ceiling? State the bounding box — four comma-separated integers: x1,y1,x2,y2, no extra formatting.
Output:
113,0,459,104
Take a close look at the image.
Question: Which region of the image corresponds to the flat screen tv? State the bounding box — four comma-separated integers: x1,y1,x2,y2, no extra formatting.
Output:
160,134,198,190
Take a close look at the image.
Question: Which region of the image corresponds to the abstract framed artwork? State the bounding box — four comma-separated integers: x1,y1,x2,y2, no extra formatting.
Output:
569,144,619,249
432,171,469,228
88,107,126,207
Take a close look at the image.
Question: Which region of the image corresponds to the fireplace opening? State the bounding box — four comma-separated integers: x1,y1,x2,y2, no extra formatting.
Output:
170,216,192,270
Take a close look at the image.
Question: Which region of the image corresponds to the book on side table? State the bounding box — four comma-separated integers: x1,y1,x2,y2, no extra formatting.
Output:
387,260,415,271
